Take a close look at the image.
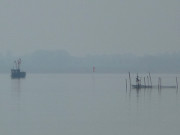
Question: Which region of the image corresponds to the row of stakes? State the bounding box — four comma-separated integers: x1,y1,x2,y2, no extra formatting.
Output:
126,72,178,90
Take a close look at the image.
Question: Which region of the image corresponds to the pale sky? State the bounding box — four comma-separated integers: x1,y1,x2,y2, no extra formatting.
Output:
0,0,179,56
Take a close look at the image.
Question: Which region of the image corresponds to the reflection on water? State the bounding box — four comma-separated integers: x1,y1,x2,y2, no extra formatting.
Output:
176,88,178,94
0,74,179,135
91,74,96,91
11,79,21,92
128,85,178,99
11,79,23,112
127,73,179,98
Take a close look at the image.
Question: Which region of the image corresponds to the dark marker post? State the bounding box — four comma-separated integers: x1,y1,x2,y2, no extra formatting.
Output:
144,77,146,88
158,77,160,89
129,72,131,89
176,77,178,89
126,79,127,92
149,72,152,87
147,76,149,87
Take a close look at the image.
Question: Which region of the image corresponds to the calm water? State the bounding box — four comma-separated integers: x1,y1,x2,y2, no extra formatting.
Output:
0,73,180,135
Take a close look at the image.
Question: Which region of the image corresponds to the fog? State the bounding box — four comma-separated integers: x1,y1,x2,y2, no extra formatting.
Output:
0,0,179,73
0,0,179,56
1,50,180,73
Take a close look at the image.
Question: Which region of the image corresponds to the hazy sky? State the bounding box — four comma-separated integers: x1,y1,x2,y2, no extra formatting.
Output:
0,0,179,56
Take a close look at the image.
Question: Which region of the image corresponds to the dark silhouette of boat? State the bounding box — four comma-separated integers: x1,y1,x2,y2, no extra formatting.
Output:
132,74,177,89
132,84,152,89
131,74,153,89
11,58,26,79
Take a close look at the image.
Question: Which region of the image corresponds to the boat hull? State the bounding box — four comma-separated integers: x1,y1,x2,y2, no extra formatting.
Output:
132,85,152,89
11,69,26,79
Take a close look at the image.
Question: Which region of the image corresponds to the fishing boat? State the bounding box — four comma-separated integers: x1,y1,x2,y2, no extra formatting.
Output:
132,74,152,89
132,84,152,89
11,58,26,79
131,74,177,89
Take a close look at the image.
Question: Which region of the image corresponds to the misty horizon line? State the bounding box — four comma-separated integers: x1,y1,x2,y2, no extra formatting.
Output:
1,49,180,58
1,49,180,73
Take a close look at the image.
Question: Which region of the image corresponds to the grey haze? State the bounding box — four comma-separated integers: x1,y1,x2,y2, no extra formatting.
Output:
1,50,180,73
0,0,179,56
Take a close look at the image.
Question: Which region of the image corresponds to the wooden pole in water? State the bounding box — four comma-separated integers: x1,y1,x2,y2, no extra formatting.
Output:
126,79,127,91
160,77,162,89
158,77,160,90
158,77,161,89
149,73,152,87
144,77,146,87
129,72,131,89
147,76,149,87
176,77,178,89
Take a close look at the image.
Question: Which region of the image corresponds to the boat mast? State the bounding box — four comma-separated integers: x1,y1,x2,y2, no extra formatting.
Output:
14,60,17,69
17,58,21,70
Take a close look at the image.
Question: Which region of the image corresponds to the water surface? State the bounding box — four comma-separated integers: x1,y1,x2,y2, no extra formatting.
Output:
0,73,179,135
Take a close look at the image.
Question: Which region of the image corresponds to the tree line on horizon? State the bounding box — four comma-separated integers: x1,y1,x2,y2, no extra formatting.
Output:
0,50,180,73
